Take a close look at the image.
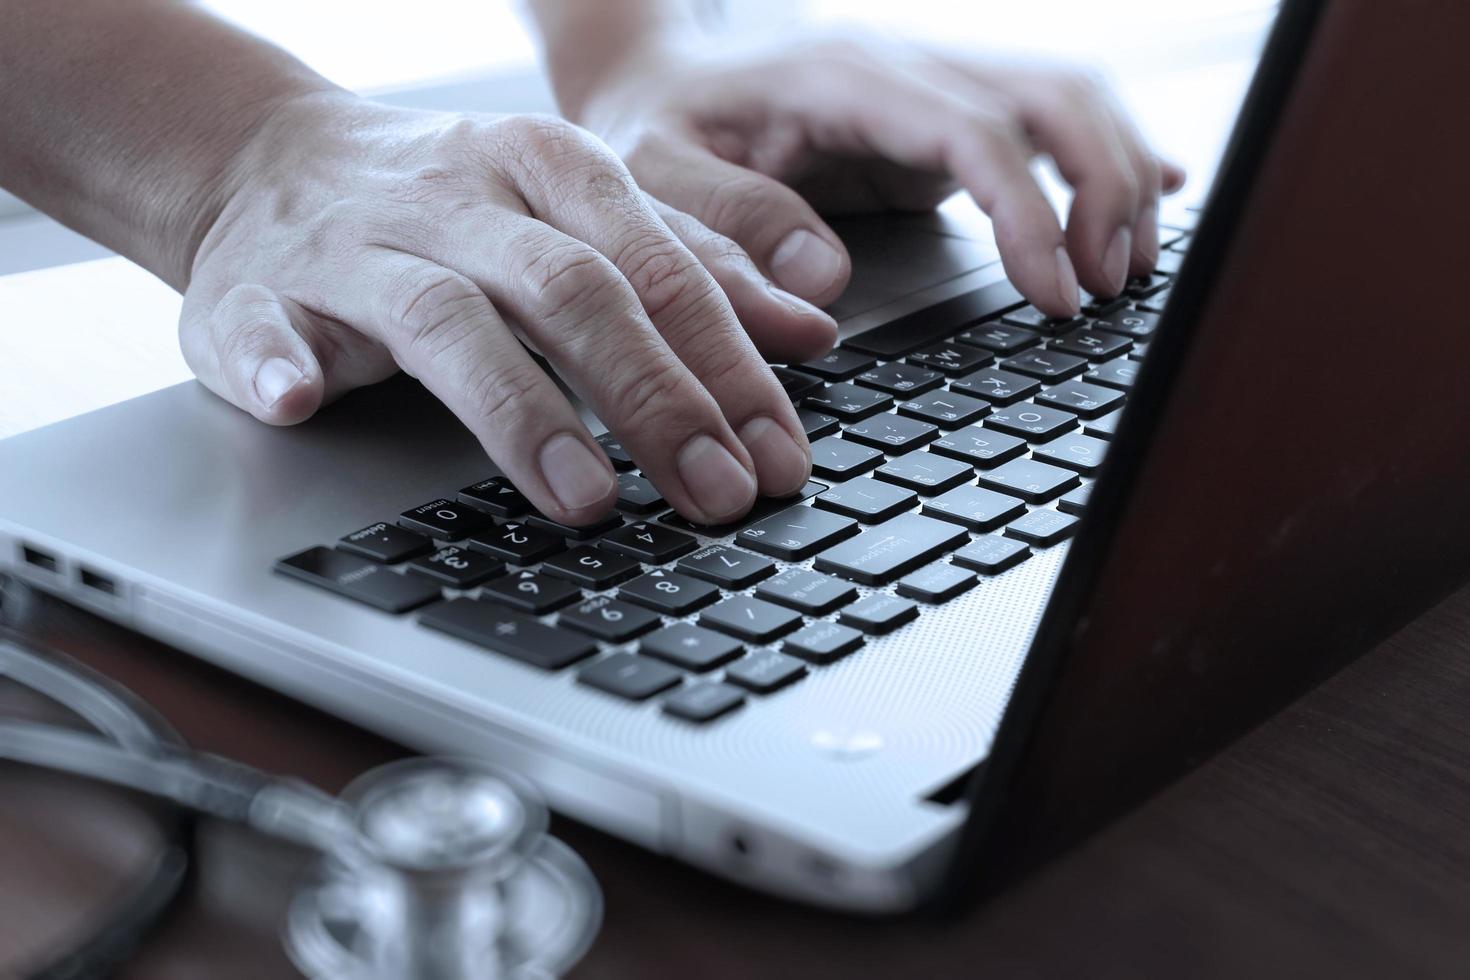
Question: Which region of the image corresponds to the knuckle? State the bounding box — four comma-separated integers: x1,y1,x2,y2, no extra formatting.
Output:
609,356,702,435
700,173,788,237
387,266,485,361
521,239,625,320
615,237,712,325
464,361,544,435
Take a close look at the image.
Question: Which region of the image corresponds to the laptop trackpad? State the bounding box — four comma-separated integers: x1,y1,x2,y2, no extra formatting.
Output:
826,213,1002,321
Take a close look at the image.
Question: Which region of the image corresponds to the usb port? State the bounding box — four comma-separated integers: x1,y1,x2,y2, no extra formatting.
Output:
79,567,117,596
21,545,59,574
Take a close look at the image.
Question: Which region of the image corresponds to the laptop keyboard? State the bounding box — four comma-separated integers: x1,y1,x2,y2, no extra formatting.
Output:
275,230,1189,725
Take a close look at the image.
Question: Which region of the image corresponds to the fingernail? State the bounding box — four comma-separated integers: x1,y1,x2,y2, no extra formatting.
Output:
538,432,614,512
738,415,810,497
770,229,843,299
1054,247,1081,313
1103,226,1132,295
254,357,304,408
678,434,756,522
766,281,834,321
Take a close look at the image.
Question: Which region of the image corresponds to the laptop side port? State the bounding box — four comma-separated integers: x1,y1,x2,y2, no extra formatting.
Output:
78,567,117,596
20,544,60,574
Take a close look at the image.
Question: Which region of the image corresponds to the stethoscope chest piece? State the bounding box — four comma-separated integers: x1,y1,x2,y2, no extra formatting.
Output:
285,758,602,980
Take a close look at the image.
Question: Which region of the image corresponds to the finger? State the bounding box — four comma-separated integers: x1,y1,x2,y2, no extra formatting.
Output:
1160,158,1187,195
179,282,325,425
502,128,812,500
794,62,1079,315
624,133,852,306
297,250,618,526
649,196,838,365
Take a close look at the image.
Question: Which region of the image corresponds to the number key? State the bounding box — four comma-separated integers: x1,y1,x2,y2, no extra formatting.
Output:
399,498,493,540
406,545,503,588
600,522,698,563
677,545,776,589
467,522,565,565
619,569,720,615
540,546,643,590
557,595,662,643
480,569,582,614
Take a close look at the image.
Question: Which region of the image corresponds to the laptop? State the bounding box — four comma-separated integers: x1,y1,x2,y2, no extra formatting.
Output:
4,0,1464,913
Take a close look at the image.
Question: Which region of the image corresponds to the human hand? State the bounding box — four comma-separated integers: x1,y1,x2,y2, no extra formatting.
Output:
563,32,1186,315
181,93,836,526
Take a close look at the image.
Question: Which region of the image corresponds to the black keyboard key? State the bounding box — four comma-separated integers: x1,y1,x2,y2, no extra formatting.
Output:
558,595,661,642
782,621,864,664
663,682,745,723
481,568,582,614
1092,309,1160,339
1034,380,1125,420
798,408,841,440
1084,410,1124,440
1048,328,1133,362
839,593,919,633
595,432,636,471
1137,288,1172,314
949,367,1041,406
421,598,597,670
984,402,1079,441
1001,305,1085,333
804,382,892,422
1128,342,1151,361
896,389,990,429
906,342,993,376
658,482,826,536
999,349,1089,382
1058,483,1092,515
1124,273,1169,299
275,547,442,613
724,649,807,694
771,365,824,401
619,569,720,615
642,622,744,671
1085,357,1141,391
855,361,944,396
1031,432,1109,475
700,596,803,643
815,477,918,524
540,546,643,590
1005,508,1081,546
842,281,1023,358
956,322,1042,356
874,452,973,495
952,534,1031,574
929,426,1028,469
977,458,1081,503
579,653,682,701
1079,290,1129,317
406,545,503,589
399,499,494,540
841,414,939,453
736,505,858,561
614,473,665,514
600,521,698,563
799,347,876,381
467,522,565,565
525,511,623,541
339,522,432,564
896,561,976,603
458,478,529,518
921,484,1026,532
809,435,884,480
813,512,968,584
678,546,776,589
755,568,858,615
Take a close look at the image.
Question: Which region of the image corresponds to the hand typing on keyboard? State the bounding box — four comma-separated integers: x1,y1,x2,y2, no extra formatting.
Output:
3,3,1181,533
533,20,1186,316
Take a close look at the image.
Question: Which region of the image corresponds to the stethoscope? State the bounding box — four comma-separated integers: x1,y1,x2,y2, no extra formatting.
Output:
0,578,601,979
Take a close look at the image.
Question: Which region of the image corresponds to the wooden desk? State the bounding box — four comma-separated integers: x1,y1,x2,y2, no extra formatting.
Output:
4,574,1467,979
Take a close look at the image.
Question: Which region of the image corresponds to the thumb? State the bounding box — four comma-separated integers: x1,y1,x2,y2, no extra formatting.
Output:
180,282,325,425
626,136,852,306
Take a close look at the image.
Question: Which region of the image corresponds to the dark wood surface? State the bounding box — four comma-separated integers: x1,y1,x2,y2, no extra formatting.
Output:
3,576,1468,979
